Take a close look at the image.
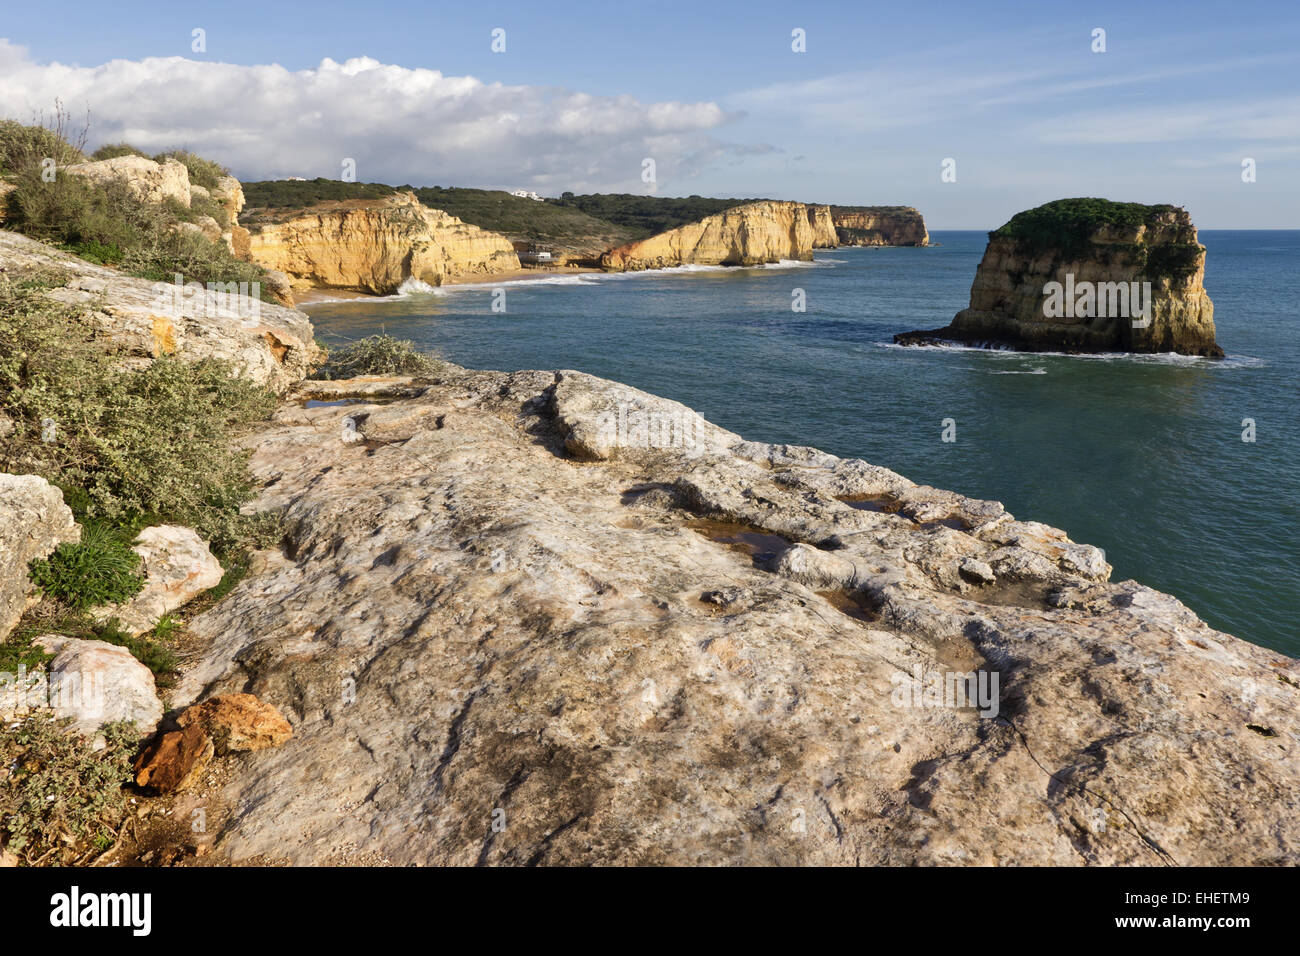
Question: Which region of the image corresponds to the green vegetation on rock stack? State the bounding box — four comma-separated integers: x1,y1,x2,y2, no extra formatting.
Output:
990,197,1199,278
895,196,1219,356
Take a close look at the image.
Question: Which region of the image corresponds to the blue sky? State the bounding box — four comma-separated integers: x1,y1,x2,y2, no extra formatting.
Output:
3,0,1299,227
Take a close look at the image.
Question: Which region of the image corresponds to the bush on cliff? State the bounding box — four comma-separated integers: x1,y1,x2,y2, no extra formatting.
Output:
315,333,443,379
0,269,279,557
0,113,86,176
28,521,145,609
89,142,150,161
7,169,275,299
151,148,228,192
0,715,138,866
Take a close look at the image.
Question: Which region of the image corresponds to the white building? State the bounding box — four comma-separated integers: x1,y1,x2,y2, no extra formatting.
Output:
510,189,544,201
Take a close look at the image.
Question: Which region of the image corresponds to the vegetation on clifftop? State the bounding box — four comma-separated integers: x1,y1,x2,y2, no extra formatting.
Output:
989,198,1200,277
239,180,779,252
0,117,276,299
0,269,279,559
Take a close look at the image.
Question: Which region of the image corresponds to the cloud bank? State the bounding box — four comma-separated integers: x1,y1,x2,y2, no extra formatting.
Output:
0,39,743,192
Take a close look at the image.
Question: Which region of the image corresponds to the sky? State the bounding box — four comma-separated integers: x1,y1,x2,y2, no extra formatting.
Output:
2,0,1298,228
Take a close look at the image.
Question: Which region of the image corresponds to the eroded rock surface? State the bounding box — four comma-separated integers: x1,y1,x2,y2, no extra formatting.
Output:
181,368,1297,865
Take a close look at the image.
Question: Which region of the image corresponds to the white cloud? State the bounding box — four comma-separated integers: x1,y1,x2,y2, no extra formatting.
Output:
0,39,745,192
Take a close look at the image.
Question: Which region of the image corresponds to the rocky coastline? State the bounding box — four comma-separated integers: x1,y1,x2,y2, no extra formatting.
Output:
1,152,1292,867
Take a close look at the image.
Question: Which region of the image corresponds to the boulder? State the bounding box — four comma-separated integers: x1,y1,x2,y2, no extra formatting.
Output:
27,635,163,735
0,474,79,641
0,230,322,394
176,693,292,754
64,155,191,207
92,526,223,635
133,723,213,793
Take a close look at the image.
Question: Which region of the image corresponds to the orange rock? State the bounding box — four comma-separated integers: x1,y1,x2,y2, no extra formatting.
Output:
177,693,292,755
134,724,213,793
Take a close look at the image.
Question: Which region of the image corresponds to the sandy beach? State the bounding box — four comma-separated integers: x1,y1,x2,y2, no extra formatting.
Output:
292,265,603,305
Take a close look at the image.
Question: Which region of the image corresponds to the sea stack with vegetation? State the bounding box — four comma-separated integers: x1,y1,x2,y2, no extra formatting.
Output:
896,198,1220,355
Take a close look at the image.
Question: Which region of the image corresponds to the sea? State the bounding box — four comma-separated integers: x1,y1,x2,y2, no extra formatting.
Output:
303,230,1300,656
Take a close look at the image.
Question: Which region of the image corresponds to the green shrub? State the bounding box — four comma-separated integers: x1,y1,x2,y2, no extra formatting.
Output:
0,110,86,176
988,198,1195,270
0,273,280,556
89,142,149,161
0,715,137,865
316,333,443,379
152,149,228,191
28,522,144,609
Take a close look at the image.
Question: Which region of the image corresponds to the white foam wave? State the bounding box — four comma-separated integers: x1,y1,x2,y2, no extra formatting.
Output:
877,340,1265,368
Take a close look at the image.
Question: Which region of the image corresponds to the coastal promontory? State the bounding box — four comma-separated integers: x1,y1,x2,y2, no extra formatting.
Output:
599,200,816,270
831,206,929,247
896,198,1220,356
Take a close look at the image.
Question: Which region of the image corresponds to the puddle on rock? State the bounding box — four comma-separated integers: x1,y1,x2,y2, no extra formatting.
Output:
836,494,899,514
918,517,968,532
817,589,882,624
304,398,365,409
689,519,792,565
961,580,1054,611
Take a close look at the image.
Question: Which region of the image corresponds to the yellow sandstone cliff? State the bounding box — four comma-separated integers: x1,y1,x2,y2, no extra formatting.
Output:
244,192,520,294
809,205,838,248
831,206,929,246
599,200,817,271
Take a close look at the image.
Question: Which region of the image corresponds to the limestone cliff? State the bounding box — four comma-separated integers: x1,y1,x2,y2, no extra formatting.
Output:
831,206,929,246
599,200,816,270
896,199,1220,356
168,366,1299,866
244,192,520,294
808,204,838,248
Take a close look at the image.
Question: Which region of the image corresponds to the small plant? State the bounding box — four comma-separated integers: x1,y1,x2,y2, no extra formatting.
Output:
0,715,136,866
91,619,179,686
316,333,443,379
28,522,144,610
89,142,149,161
152,149,229,192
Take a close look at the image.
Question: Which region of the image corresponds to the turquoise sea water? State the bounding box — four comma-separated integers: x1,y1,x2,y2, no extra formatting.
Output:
304,231,1300,656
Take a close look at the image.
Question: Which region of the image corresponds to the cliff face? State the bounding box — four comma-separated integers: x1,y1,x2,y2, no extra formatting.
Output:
171,366,1299,865
245,192,521,294
831,206,929,246
600,200,815,270
896,200,1220,356
808,204,838,248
